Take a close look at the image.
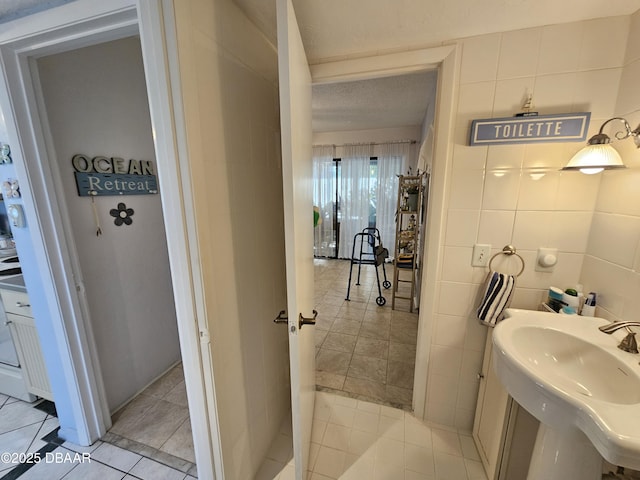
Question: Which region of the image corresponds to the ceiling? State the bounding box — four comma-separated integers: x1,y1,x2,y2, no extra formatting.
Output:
312,70,438,132
1,0,639,133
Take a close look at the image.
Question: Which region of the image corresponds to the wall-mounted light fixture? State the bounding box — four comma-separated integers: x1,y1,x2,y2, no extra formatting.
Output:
561,117,640,174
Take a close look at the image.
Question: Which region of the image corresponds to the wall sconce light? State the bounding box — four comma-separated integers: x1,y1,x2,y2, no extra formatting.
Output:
561,117,640,174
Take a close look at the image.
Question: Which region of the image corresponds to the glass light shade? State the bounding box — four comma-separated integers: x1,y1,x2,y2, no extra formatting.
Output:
561,143,627,174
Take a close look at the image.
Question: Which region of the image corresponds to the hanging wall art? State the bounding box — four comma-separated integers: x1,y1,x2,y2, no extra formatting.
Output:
110,202,134,226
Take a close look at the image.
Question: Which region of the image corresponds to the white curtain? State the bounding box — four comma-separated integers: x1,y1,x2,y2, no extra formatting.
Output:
376,143,411,255
337,144,373,259
312,145,336,257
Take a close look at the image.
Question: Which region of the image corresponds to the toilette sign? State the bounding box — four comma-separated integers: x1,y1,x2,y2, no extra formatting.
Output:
72,154,158,197
469,112,591,146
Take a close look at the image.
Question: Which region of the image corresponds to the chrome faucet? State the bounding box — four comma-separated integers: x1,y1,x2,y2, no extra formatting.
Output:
599,321,640,354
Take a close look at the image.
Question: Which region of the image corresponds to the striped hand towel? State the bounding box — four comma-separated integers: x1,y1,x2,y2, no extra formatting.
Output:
476,271,515,327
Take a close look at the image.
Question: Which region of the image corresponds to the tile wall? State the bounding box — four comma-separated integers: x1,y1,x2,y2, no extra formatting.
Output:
425,14,634,429
581,9,640,322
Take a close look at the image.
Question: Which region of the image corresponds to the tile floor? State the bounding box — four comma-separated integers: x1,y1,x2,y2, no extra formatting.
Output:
0,363,197,480
257,390,487,480
314,258,418,409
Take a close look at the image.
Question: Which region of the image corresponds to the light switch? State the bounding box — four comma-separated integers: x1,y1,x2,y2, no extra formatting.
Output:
472,244,491,267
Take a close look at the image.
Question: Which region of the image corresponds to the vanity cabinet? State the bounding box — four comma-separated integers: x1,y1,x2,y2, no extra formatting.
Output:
1,288,53,401
473,331,537,479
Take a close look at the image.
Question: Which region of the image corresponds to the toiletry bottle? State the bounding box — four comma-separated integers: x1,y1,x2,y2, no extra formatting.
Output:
581,292,596,317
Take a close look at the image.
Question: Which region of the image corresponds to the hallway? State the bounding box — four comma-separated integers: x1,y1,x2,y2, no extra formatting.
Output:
314,258,418,409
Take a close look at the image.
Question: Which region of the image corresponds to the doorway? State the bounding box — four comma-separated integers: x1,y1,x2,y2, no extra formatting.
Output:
33,35,196,472
311,70,437,410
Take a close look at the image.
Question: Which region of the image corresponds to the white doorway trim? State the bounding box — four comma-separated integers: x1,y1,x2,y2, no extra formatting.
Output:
0,0,220,478
309,44,460,419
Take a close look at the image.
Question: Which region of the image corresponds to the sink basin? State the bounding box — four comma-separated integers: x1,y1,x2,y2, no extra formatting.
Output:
493,309,640,478
510,325,640,404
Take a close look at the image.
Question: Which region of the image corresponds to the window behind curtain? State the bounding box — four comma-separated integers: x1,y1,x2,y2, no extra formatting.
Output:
312,143,410,259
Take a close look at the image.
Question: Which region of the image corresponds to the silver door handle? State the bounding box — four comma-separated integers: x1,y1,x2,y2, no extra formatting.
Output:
16,301,30,308
298,310,318,329
4,320,11,325
273,310,288,324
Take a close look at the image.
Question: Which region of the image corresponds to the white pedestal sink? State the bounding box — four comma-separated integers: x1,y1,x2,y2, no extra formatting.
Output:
493,309,640,480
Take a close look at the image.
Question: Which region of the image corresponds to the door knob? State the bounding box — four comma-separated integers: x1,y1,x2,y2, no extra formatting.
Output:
273,310,288,324
298,310,318,329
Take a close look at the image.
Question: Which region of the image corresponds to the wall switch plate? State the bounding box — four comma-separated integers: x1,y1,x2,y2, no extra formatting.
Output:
472,244,491,267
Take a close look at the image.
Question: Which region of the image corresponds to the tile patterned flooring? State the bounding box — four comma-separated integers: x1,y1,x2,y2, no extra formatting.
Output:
258,390,487,480
0,363,197,480
314,258,418,409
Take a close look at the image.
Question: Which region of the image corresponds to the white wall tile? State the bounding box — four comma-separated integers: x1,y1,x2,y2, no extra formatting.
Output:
587,213,640,268
572,69,623,118
537,23,583,74
555,171,600,211
549,211,593,253
512,211,553,249
437,282,474,317
482,169,521,210
624,10,640,64
433,314,467,348
532,73,577,114
486,144,524,170
492,77,535,117
579,16,629,71
452,144,487,171
448,169,485,209
444,210,480,247
457,81,496,121
616,57,640,116
429,345,464,377
459,34,501,84
580,255,635,318
442,246,474,283
497,28,541,79
477,210,516,248
523,144,574,169
597,168,640,216
516,170,559,210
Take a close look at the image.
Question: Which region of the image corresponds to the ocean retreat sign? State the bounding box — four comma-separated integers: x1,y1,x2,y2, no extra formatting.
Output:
72,154,158,197
469,112,591,146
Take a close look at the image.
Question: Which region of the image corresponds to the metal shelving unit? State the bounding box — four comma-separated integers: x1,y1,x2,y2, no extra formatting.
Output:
392,173,425,312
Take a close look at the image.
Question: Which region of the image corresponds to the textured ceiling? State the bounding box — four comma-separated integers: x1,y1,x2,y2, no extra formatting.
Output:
235,0,640,63
312,70,438,132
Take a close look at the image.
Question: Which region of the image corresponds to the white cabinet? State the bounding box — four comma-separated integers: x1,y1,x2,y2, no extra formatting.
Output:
473,331,537,480
1,288,53,401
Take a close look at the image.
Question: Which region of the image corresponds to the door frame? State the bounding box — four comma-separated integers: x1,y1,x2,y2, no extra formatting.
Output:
310,44,460,419
0,0,220,477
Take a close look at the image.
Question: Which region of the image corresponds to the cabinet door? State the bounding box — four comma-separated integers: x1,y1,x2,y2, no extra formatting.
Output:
473,332,512,480
7,312,53,401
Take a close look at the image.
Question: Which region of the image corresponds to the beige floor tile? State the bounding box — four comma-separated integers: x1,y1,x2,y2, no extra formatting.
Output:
314,258,418,407
354,337,389,359
322,332,358,353
159,417,196,463
317,349,352,376
343,377,386,401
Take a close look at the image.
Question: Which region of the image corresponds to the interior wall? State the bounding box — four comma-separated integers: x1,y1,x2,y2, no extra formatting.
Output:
36,36,181,412
425,15,630,430
172,0,290,478
580,9,640,323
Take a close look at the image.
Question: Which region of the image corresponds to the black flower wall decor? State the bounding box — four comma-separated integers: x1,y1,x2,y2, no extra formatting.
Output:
110,202,134,226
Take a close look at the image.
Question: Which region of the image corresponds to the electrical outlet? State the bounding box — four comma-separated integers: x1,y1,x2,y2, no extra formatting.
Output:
472,244,491,267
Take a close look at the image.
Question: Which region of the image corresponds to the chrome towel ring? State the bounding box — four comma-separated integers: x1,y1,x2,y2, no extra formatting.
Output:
488,245,525,277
